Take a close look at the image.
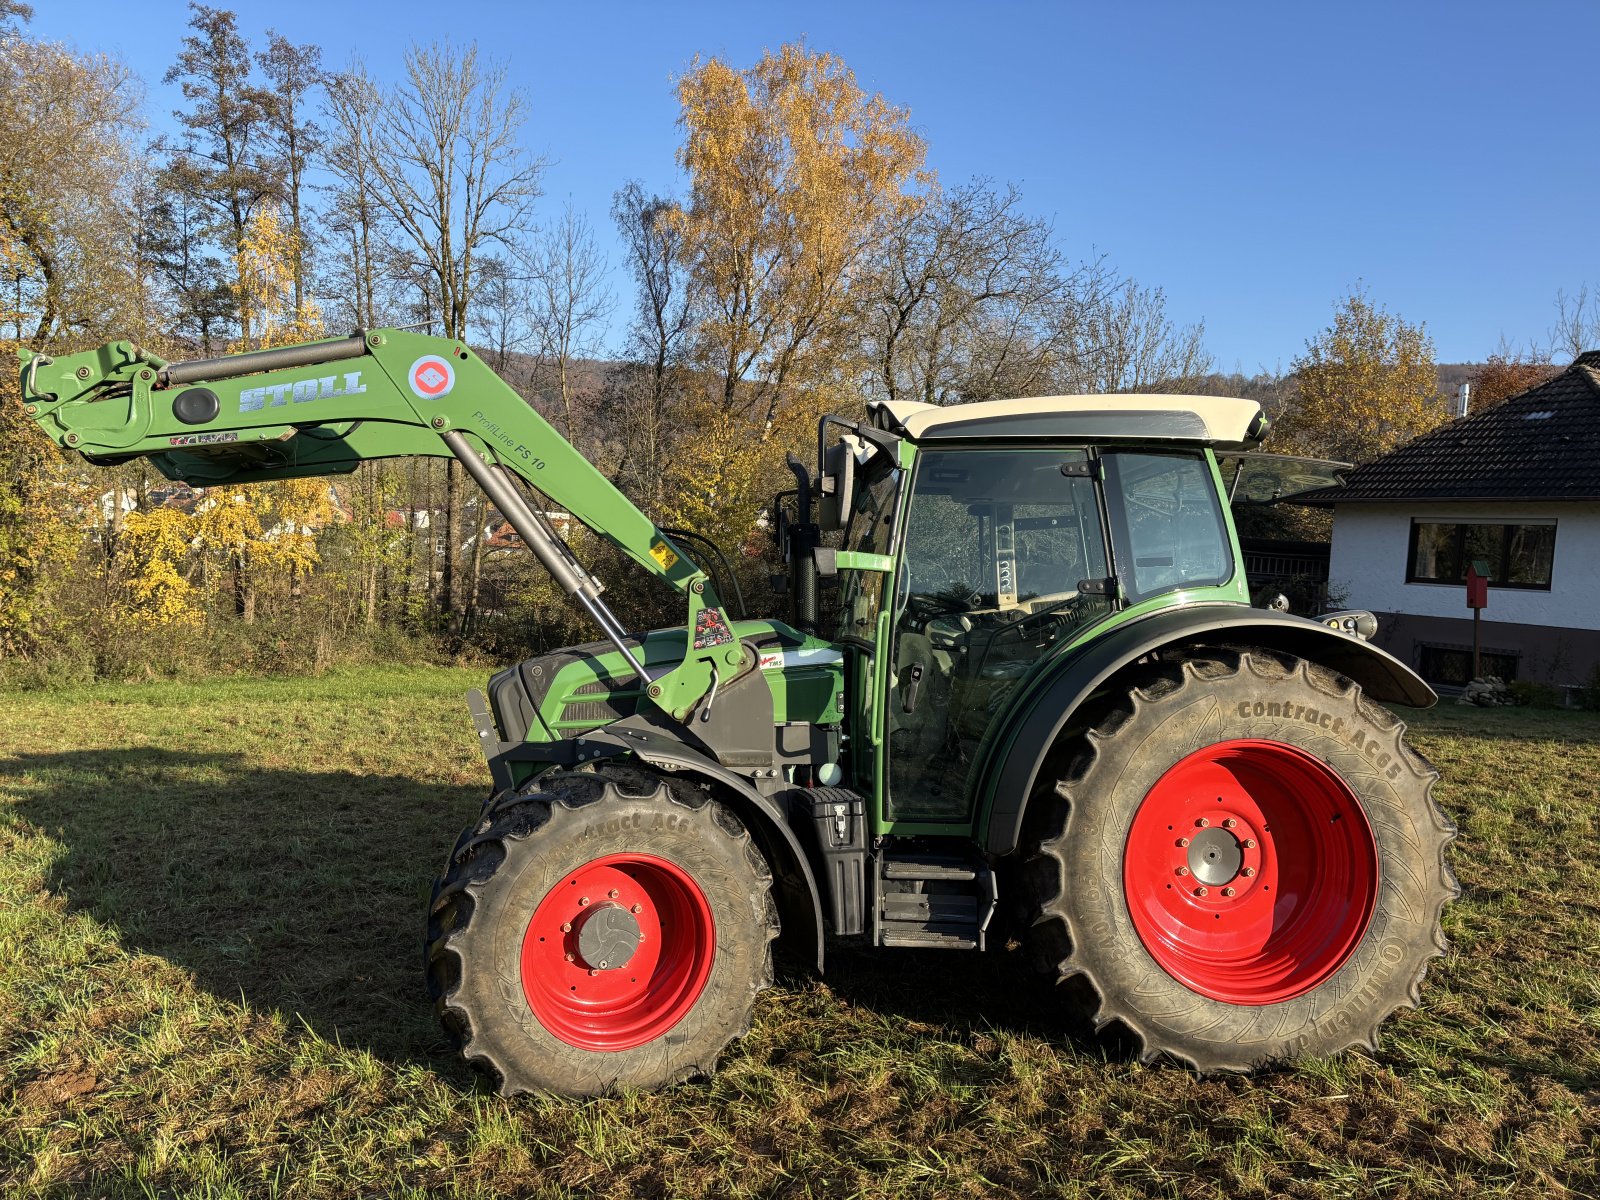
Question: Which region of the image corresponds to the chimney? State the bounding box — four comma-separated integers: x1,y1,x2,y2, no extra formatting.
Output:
1456,382,1471,419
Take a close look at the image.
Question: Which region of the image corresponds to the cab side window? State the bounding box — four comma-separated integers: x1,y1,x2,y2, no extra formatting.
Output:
1105,452,1230,598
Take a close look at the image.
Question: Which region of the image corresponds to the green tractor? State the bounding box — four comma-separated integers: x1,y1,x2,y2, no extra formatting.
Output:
19,330,1456,1095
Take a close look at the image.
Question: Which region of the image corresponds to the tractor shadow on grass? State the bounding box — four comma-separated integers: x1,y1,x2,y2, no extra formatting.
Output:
5,747,1098,1076
3,746,484,1075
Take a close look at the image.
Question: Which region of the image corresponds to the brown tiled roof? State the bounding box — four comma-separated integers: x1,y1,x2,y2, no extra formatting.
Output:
1297,352,1600,504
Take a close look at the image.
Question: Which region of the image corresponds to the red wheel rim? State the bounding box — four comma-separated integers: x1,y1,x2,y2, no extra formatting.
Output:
1123,739,1379,1005
521,853,715,1051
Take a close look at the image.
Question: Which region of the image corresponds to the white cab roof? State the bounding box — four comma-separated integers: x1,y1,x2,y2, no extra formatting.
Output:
871,395,1266,447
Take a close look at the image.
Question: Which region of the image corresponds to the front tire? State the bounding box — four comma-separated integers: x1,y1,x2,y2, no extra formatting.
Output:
426,768,777,1095
1024,650,1457,1071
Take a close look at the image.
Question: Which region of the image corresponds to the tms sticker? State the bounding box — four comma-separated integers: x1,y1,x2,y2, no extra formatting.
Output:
169,431,239,447
409,355,456,399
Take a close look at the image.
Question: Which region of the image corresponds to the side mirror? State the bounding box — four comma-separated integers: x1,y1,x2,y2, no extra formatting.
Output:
817,439,855,533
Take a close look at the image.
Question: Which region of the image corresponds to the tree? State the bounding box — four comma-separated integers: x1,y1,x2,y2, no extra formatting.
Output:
338,42,544,343
331,42,544,635
527,202,613,448
0,13,142,657
866,180,1090,406
607,181,699,513
1551,285,1600,363
256,31,323,326
163,3,277,348
674,43,927,433
322,64,392,331
1468,353,1558,412
1068,278,1213,394
1276,288,1442,463
0,23,142,345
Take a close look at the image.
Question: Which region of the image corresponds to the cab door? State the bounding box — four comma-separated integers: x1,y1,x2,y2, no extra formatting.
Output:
885,447,1111,824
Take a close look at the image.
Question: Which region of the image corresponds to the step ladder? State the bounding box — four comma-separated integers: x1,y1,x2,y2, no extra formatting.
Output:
874,851,997,950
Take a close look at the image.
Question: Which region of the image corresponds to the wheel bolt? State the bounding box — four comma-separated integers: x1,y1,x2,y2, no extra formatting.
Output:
1242,867,1256,877
1194,886,1208,897
588,968,599,976
578,896,590,906
608,889,619,899
1223,818,1237,829
1176,866,1190,876
1176,837,1190,848
631,903,643,913
1222,886,1236,897
1244,839,1257,849
560,921,572,933
1196,817,1209,828
563,952,575,962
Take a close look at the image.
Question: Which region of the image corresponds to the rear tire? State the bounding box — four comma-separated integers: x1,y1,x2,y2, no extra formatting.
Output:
426,768,777,1095
1023,649,1457,1071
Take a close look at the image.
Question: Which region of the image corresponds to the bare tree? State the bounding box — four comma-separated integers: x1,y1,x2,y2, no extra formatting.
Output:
1067,278,1213,393
329,42,544,634
606,181,699,510
527,202,613,448
322,65,391,329
866,181,1091,406
1551,285,1600,363
338,42,544,341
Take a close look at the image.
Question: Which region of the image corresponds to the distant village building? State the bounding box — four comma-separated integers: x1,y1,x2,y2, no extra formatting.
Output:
1303,352,1600,692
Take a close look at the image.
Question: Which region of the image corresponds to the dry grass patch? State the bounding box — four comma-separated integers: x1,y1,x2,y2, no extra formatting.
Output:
1,670,1596,1197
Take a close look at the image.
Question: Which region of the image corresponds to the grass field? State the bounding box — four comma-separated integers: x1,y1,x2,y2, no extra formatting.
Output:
1,666,1597,1198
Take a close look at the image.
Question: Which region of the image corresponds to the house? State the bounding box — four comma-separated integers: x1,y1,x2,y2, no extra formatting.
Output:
1301,351,1600,691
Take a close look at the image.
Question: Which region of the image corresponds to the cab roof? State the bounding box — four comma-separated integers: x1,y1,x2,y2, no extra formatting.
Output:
869,395,1268,448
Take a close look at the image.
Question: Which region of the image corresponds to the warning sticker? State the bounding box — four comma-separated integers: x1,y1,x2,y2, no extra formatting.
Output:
692,606,734,650
409,355,456,400
648,540,679,571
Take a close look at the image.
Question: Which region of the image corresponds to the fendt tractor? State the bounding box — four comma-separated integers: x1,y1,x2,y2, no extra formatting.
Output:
19,330,1457,1096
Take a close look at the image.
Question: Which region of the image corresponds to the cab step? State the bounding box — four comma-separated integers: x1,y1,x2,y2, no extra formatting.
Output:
874,851,997,950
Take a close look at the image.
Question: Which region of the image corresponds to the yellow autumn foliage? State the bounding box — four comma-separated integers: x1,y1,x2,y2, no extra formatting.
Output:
233,202,325,352
120,506,202,628
1277,289,1444,464
667,43,927,551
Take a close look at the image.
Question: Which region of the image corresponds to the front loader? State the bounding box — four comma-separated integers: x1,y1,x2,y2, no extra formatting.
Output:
19,330,1457,1095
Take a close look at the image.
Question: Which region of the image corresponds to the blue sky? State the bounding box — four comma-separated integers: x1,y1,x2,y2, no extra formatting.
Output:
33,0,1600,371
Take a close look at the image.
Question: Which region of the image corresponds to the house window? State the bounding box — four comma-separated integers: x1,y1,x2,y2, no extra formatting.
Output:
1406,521,1555,590
1417,643,1520,685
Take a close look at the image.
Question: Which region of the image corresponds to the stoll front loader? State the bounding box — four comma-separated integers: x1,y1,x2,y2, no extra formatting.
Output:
19,330,1456,1096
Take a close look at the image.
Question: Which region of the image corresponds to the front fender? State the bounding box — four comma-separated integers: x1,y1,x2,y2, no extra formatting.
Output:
584,721,826,974
980,605,1434,856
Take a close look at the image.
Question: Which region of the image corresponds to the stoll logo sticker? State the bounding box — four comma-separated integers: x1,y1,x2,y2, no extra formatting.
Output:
409,355,456,399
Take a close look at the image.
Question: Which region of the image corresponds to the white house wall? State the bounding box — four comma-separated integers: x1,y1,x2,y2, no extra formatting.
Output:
1328,501,1600,631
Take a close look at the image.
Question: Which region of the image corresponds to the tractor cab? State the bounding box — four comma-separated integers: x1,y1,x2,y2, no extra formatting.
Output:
822,395,1266,827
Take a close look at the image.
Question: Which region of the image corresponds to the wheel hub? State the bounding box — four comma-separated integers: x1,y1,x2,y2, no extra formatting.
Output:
1187,826,1243,885
575,903,642,971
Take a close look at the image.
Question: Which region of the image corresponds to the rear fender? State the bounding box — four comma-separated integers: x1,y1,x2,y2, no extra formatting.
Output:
981,605,1435,856
584,722,825,974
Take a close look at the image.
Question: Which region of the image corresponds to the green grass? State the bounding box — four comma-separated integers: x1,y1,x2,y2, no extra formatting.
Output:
2,670,1597,1198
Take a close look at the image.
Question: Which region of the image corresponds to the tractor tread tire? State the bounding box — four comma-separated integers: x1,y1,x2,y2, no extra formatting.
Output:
1023,649,1457,1072
425,768,777,1096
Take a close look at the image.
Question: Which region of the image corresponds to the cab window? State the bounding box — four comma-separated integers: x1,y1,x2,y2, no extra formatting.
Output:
1104,451,1231,599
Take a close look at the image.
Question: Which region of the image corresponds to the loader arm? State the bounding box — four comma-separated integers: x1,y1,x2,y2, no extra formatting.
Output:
17,328,737,719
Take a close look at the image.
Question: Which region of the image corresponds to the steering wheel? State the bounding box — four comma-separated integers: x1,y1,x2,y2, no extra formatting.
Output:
901,592,973,631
